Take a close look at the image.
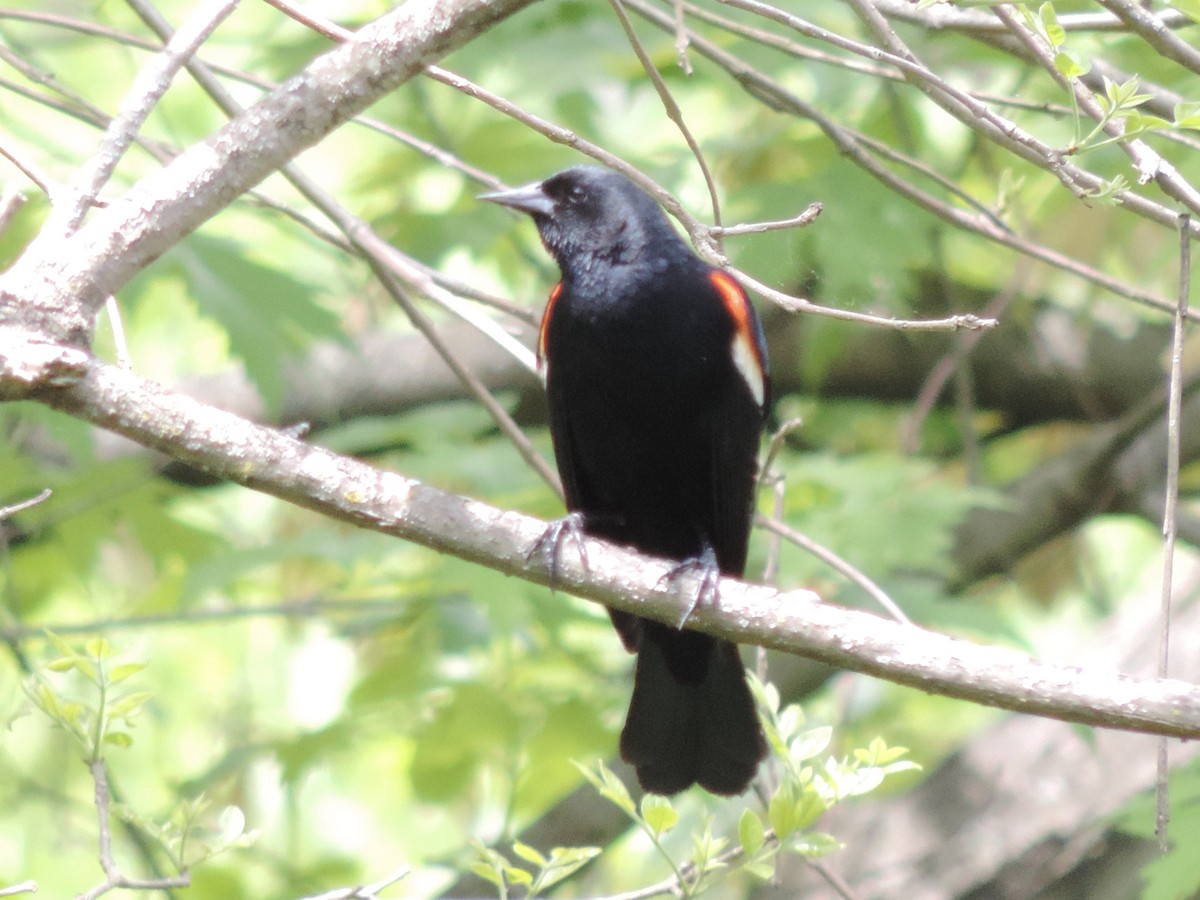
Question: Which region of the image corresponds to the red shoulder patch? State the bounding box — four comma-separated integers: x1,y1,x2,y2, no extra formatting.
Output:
537,282,563,370
708,271,766,406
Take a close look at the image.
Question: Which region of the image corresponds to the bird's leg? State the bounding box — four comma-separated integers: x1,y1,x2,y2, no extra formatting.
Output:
526,511,590,591
657,542,721,629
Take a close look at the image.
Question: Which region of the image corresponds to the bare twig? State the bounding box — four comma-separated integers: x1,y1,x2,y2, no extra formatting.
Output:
1157,213,1191,849
874,0,1194,35
0,189,25,233
0,488,51,520
732,268,997,332
124,0,554,491
46,0,241,239
0,7,506,192
756,514,913,626
0,882,38,897
295,865,411,900
260,0,352,41
77,758,191,900
626,0,1179,312
710,202,822,237
610,0,724,229
990,6,1200,217
0,0,541,344
1095,0,1200,77
0,596,409,643
0,138,57,198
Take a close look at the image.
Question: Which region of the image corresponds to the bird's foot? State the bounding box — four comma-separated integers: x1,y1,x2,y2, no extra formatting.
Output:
657,543,721,629
527,511,590,591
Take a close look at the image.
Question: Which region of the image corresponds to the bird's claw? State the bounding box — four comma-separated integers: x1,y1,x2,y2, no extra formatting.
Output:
657,543,721,629
527,511,590,591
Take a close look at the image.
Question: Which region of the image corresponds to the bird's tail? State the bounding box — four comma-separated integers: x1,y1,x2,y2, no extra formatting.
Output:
619,621,766,796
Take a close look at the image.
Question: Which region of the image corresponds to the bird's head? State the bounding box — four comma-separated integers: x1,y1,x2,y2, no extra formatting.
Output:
482,166,676,276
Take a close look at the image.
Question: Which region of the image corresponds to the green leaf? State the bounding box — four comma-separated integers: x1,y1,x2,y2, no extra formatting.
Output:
104,731,133,749
1122,111,1171,134
738,809,765,857
503,866,533,887
790,725,833,763
107,691,153,722
84,637,114,660
1039,3,1065,48
768,784,800,840
794,789,828,831
792,832,843,858
1052,51,1089,78
511,841,547,868
1166,0,1200,24
108,662,148,685
576,760,636,816
469,861,505,890
1174,101,1200,129
538,846,601,891
639,794,679,836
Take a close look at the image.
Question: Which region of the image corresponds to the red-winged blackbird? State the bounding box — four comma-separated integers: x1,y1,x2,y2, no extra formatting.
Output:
483,166,769,795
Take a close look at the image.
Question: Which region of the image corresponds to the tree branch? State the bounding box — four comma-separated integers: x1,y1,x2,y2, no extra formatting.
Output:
0,0,539,344
1,337,1195,740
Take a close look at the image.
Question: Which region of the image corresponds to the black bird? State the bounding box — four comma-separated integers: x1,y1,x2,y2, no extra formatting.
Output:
483,167,769,795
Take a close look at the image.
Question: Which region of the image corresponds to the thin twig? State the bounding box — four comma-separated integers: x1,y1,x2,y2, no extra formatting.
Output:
0,596,409,643
46,0,241,238
610,0,724,229
0,6,506,192
125,0,553,491
901,278,1023,453
0,189,26,234
295,865,411,900
991,5,1200,217
874,0,1194,35
0,138,57,198
0,488,51,520
710,202,822,237
1094,0,1200,77
733,269,997,332
1157,213,1191,850
260,0,351,41
672,0,692,73
77,759,191,900
756,514,913,626
625,0,1180,313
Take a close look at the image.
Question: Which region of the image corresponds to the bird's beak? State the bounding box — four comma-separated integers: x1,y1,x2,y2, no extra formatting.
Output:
479,181,556,217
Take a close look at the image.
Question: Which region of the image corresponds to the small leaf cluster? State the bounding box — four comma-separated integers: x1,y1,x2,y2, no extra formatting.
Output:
126,796,259,872
512,676,922,898
471,840,600,899
739,675,919,877
1017,2,1200,160
22,635,257,875
22,633,150,760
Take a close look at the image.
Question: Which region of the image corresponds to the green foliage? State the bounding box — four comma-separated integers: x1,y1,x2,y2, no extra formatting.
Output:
471,840,601,899
0,0,1189,896
551,679,918,898
23,633,150,760
19,635,254,888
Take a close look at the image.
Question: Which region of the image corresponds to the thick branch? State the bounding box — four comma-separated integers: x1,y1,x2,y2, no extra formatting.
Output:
0,0,538,344
6,339,1199,739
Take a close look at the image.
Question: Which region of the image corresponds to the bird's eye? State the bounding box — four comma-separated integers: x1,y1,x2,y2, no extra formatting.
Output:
567,185,586,204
